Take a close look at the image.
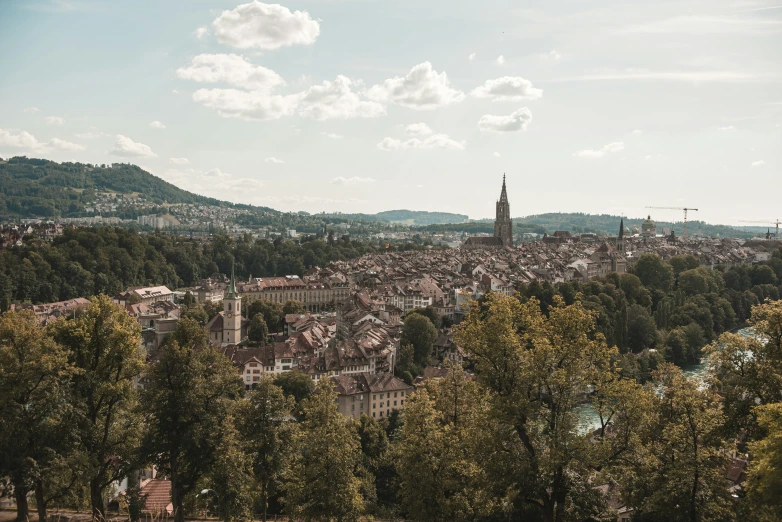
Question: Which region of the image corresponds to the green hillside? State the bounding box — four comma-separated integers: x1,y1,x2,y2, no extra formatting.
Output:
321,209,468,225
0,156,276,218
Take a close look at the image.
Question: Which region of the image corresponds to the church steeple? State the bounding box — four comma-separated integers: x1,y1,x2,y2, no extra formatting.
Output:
619,217,624,239
494,174,512,247
226,259,238,298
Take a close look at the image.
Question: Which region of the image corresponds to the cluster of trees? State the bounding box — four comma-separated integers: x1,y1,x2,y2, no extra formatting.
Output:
3,293,782,521
519,251,782,370
0,226,428,310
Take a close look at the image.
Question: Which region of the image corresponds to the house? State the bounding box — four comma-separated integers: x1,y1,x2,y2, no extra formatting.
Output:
331,373,413,419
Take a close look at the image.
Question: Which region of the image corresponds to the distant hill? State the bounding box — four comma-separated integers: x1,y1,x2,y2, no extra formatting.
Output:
322,209,469,225
0,156,276,219
421,212,764,239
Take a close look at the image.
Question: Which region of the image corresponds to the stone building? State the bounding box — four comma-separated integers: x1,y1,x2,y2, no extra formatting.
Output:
463,175,513,249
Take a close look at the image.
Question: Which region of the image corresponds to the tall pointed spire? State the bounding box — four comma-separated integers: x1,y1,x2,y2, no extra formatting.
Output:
494,174,512,247
619,217,624,239
227,259,237,298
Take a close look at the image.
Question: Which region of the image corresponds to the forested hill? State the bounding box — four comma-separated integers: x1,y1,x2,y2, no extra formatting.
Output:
321,209,469,225
0,156,276,218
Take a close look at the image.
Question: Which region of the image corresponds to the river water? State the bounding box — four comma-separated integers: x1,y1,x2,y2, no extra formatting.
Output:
574,327,756,433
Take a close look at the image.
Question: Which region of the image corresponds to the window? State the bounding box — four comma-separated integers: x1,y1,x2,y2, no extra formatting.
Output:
387,393,391,398
373,403,376,409
401,400,404,405
282,365,290,371
394,401,397,406
360,403,364,410
401,391,405,396
380,401,384,407
253,370,260,374
380,411,383,417
249,363,257,367
373,394,376,400
253,376,259,381
394,392,398,397
228,303,231,311
351,404,355,411
373,412,376,418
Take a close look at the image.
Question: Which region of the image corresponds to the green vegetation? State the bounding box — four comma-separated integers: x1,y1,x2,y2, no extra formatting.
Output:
518,250,782,367
0,156,238,218
322,209,469,225
0,226,430,310
3,295,782,520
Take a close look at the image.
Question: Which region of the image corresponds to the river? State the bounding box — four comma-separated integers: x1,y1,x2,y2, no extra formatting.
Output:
575,327,756,433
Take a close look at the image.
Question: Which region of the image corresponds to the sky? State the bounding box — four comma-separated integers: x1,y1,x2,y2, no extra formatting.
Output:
0,0,780,225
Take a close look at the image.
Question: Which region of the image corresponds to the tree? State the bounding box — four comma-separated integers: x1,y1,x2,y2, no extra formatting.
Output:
205,415,254,522
0,311,75,522
632,253,674,293
248,314,269,344
455,293,642,522
282,385,367,521
238,378,295,522
401,313,438,366
670,254,700,277
357,415,397,513
393,367,498,521
617,364,734,522
745,402,782,519
627,303,658,352
274,370,315,405
619,273,652,308
407,306,442,328
48,295,145,520
245,299,284,333
282,300,305,315
141,318,244,522
707,300,782,439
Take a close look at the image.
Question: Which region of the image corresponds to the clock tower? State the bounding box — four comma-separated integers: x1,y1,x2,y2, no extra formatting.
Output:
223,261,242,345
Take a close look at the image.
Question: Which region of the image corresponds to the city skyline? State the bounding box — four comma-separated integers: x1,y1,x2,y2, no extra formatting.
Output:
0,0,780,225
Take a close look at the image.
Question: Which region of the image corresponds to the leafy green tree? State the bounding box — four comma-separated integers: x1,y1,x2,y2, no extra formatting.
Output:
707,300,782,439
141,319,244,522
48,295,145,519
205,414,254,522
282,385,367,521
745,402,782,519
670,254,700,277
627,303,658,352
632,254,674,293
619,273,652,308
617,364,734,521
401,313,438,366
245,299,284,333
394,367,499,521
274,370,315,405
248,314,269,344
356,415,398,513
282,300,305,315
239,377,295,522
456,293,643,522
407,306,442,328
0,311,75,522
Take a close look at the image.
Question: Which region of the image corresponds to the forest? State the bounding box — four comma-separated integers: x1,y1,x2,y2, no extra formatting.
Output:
0,226,431,309
2,293,782,522
0,157,238,218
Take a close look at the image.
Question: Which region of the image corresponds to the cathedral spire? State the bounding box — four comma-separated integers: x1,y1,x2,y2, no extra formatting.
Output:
619,217,624,239
494,174,512,247
226,259,237,298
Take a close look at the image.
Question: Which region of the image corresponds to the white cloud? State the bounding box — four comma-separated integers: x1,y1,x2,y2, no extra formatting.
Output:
331,176,375,185
192,88,300,120
468,53,476,61
108,135,157,157
169,157,189,165
212,1,320,50
477,108,533,132
195,26,209,39
298,76,385,120
631,129,643,135
205,168,231,178
45,116,64,126
149,120,166,129
23,107,40,113
493,152,501,157
751,160,765,167
718,125,735,130
75,131,107,139
0,128,84,152
176,53,285,91
404,122,433,136
321,132,343,139
471,76,543,101
47,138,85,151
377,133,465,151
172,89,180,95
546,50,562,60
265,157,284,164
575,141,625,158
367,62,465,110
495,55,505,65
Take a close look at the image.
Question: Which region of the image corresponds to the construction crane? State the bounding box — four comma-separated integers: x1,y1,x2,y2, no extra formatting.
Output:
646,206,699,239
739,219,781,239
